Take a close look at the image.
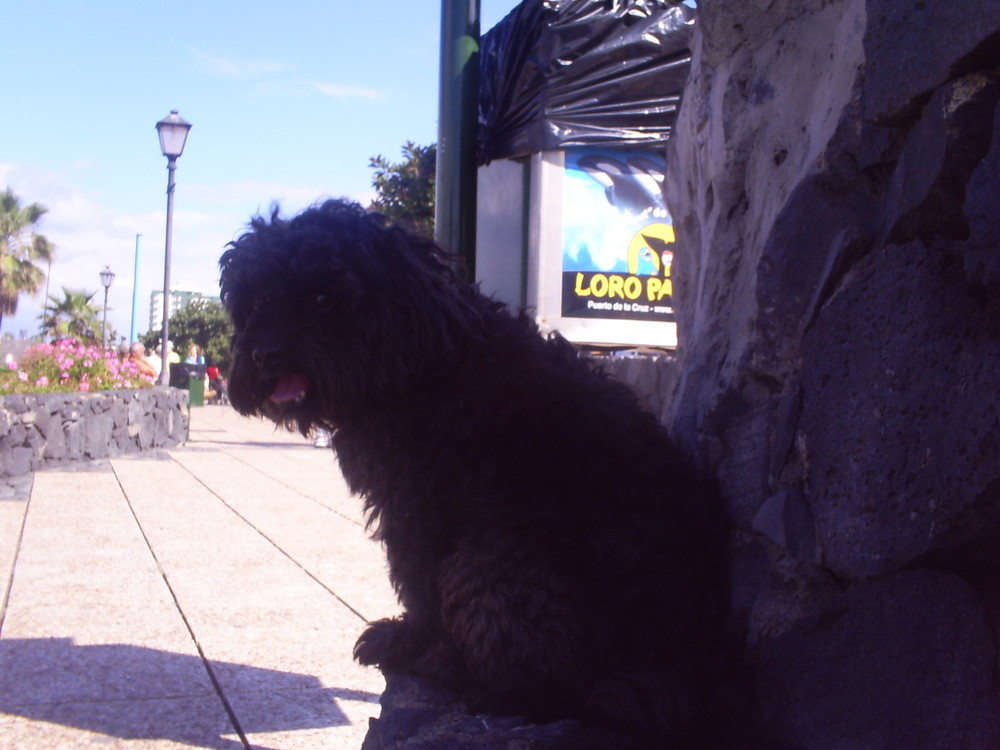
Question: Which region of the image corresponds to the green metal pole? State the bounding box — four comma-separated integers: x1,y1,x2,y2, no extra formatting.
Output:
436,0,480,278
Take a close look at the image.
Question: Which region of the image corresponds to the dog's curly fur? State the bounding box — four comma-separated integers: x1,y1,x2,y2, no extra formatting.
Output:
219,200,737,747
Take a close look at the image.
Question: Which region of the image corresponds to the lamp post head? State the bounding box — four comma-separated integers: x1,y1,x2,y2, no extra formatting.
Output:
99,265,115,290
155,110,192,160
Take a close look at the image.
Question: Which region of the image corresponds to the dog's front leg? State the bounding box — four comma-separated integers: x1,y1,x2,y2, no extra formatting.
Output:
354,613,430,671
355,612,469,688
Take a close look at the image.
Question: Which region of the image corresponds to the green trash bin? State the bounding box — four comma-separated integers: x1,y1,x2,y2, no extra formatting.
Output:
187,374,205,406
169,363,207,407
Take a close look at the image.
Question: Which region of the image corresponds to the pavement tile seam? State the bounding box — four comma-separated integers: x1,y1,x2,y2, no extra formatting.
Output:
104,462,253,748
0,497,29,635
200,446,365,531
163,452,379,624
109,454,383,693
1,470,248,748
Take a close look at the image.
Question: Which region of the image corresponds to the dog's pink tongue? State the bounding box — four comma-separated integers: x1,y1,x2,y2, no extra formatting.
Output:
269,374,310,404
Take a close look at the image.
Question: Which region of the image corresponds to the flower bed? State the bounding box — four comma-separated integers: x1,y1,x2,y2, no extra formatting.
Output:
1,340,153,394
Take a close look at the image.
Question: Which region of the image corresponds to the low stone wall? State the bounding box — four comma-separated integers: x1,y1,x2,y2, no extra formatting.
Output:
1,388,188,477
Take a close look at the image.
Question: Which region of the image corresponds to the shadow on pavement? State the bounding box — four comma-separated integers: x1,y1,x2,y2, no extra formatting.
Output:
0,637,378,749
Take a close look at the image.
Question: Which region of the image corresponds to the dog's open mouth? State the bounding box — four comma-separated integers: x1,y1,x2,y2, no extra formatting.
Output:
269,373,311,405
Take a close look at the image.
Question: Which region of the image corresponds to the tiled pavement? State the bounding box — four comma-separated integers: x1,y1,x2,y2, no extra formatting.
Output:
0,405,401,749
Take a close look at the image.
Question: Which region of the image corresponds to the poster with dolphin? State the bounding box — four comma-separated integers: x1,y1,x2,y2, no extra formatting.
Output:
560,148,676,323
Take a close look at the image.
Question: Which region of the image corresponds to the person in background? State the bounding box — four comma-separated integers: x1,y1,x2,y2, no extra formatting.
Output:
118,341,131,366
128,342,157,379
313,427,332,449
206,364,228,404
185,344,205,364
146,344,163,379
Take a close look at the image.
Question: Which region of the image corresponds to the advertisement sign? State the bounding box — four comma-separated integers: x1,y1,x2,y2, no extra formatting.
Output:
560,148,676,325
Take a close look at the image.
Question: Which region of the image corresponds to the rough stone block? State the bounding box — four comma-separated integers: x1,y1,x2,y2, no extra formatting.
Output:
800,240,1000,579
753,488,816,562
862,0,1000,123
31,404,52,438
746,554,839,645
362,674,577,750
84,414,114,459
881,70,1000,245
6,422,26,447
64,420,85,460
4,446,34,477
758,570,1000,750
137,415,154,451
127,395,144,425
25,424,44,452
3,395,26,413
41,422,67,461
964,100,1000,289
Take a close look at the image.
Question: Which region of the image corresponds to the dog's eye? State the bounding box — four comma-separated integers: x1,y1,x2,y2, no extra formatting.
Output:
314,294,334,311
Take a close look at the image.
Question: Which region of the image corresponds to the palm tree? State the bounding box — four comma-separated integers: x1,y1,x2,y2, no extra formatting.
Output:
0,187,54,332
39,287,102,343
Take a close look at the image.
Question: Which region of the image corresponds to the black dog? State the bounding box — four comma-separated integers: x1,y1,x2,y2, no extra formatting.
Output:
219,200,734,747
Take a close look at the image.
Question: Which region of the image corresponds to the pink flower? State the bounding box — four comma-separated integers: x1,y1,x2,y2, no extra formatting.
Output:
18,371,28,382
79,381,90,392
35,376,49,387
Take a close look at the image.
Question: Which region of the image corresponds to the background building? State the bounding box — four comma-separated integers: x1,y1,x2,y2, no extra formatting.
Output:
149,289,220,332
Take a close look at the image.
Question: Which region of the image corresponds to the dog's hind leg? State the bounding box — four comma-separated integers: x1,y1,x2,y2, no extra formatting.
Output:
436,529,594,720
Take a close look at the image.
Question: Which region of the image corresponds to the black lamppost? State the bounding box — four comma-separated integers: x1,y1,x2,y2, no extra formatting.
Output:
155,109,192,385
99,265,115,350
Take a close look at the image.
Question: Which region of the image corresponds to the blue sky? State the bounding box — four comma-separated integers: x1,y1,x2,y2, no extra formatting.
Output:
1,0,517,340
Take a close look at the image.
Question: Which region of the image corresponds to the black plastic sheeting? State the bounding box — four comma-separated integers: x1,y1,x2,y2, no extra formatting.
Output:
478,0,696,163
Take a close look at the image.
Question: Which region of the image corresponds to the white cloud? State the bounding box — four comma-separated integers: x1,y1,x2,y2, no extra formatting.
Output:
0,165,377,341
188,47,386,105
299,79,386,101
251,78,387,102
0,165,232,340
190,48,294,79
69,157,100,171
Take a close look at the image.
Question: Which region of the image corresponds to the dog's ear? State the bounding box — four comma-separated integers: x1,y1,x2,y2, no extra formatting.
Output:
220,206,313,324
218,246,249,324
367,228,483,343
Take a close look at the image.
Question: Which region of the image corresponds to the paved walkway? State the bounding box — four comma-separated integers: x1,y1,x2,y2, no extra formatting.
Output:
0,405,401,749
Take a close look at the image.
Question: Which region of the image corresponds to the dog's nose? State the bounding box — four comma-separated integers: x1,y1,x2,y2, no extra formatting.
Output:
252,344,281,369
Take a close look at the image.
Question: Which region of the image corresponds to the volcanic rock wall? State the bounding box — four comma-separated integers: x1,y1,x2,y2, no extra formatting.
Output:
1,388,188,477
664,1,1000,747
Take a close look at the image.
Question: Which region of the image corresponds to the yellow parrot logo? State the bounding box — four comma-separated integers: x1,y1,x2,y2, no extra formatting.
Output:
627,223,675,276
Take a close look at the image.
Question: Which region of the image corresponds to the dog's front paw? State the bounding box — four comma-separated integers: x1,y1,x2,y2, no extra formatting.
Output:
355,616,426,670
